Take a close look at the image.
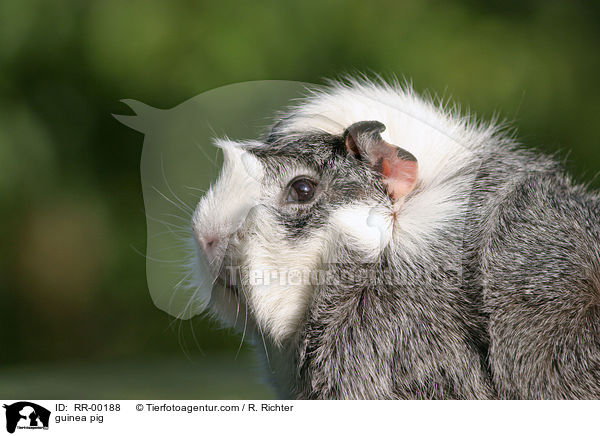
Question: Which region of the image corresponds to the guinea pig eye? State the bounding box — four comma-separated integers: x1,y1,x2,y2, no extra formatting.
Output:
286,178,316,203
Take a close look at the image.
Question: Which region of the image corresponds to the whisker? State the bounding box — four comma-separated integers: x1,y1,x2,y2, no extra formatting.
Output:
234,278,241,326
189,317,205,357
162,213,193,224
146,241,191,252
177,318,193,362
184,186,208,194
160,153,195,214
258,323,271,370
145,213,190,233
130,244,183,263
147,229,191,240
194,140,218,168
152,186,193,218
167,272,193,318
236,290,249,360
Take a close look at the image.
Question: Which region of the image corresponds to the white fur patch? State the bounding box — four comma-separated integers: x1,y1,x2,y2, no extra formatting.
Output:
192,139,263,239
330,203,393,261
245,219,327,345
190,139,263,310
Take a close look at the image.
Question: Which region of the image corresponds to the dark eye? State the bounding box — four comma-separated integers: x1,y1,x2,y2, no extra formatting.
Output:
286,178,316,203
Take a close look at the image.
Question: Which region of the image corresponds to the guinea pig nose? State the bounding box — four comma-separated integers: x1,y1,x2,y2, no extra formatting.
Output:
200,235,218,253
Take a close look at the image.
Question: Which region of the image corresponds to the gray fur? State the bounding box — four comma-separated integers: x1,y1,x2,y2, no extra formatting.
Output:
195,87,600,399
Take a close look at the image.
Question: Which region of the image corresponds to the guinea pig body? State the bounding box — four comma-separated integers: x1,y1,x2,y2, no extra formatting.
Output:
190,79,600,399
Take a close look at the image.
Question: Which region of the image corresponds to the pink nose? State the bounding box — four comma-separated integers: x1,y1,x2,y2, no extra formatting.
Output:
200,236,218,253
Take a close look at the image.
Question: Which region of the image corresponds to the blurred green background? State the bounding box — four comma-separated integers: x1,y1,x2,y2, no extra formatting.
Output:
1,0,599,399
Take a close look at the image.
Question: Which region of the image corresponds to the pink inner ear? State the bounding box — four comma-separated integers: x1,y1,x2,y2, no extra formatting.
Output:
381,158,418,200
343,121,418,201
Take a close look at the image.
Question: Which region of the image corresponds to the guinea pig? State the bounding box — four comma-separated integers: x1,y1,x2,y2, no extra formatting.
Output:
190,79,600,399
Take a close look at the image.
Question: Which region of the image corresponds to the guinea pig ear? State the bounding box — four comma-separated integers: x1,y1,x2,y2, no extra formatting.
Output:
343,120,418,201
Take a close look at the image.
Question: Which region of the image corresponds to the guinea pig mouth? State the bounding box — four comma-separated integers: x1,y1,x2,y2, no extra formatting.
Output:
213,263,242,296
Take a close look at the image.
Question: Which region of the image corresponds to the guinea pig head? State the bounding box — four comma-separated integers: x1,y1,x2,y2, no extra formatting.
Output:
191,121,418,346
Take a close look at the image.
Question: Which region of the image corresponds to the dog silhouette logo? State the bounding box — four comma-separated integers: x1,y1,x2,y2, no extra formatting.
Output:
3,402,50,433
